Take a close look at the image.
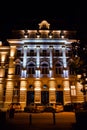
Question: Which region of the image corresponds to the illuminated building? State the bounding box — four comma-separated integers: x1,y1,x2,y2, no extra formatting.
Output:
0,20,84,110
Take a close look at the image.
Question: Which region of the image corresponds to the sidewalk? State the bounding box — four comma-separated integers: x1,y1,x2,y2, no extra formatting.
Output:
3,112,76,130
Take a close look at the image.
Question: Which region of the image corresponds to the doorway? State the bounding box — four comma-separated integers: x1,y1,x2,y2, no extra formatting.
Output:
41,91,49,105
56,91,63,104
27,91,34,105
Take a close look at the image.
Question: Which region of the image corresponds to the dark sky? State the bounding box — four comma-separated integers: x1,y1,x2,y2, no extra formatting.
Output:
0,1,87,43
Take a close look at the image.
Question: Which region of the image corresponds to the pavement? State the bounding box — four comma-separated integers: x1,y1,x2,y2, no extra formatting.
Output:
1,111,77,130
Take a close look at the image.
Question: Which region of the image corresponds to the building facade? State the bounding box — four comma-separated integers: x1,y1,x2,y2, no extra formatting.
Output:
0,20,84,110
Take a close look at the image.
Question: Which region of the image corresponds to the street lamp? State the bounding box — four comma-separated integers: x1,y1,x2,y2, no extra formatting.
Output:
77,72,87,102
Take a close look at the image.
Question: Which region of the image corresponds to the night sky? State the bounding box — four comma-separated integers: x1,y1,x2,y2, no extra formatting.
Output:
0,1,87,43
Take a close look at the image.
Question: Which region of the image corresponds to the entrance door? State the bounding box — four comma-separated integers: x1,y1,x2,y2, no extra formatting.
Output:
56,91,63,104
41,91,49,105
27,91,34,105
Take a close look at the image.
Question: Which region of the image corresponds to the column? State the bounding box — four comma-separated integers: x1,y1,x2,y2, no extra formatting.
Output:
49,46,53,77
49,79,56,103
22,46,27,78
36,46,40,68
0,52,7,107
62,46,68,78
23,46,27,68
36,46,40,78
5,46,16,107
8,46,16,78
20,79,27,108
34,80,41,103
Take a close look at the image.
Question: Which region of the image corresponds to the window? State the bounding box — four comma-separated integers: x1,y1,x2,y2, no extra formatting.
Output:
43,84,48,89
42,68,49,74
5,67,8,78
43,50,47,56
66,50,72,57
55,63,63,74
27,63,35,74
41,63,49,74
3,86,6,96
58,85,62,88
28,68,35,74
29,85,33,89
68,58,75,75
55,50,62,56
15,64,21,75
30,50,34,56
55,50,60,56
17,50,20,57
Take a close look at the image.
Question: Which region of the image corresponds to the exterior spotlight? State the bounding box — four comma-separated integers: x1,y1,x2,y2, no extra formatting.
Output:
24,30,29,38
60,30,64,38
48,31,53,38
36,30,41,38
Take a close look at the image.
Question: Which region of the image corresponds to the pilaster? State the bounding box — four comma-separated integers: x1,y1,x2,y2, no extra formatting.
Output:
4,46,16,107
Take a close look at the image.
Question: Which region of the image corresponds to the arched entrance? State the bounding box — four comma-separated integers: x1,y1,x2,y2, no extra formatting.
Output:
41,84,49,105
56,91,63,104
27,91,34,105
27,85,34,105
41,91,49,105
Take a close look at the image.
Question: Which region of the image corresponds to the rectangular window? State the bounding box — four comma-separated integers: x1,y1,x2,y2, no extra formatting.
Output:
29,68,35,74
55,50,60,56
42,68,49,74
43,50,47,56
56,68,62,74
30,50,34,56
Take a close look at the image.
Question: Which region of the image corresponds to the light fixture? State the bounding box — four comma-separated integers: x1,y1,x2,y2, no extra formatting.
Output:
60,30,64,38
48,31,53,38
24,29,29,38
36,30,41,38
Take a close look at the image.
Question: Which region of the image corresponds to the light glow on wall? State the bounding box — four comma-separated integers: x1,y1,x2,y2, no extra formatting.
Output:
1,53,6,62
64,88,70,90
63,70,69,78
34,80,41,91
0,69,4,77
0,41,2,46
71,85,76,96
10,46,16,57
34,87,41,91
21,70,27,78
6,81,14,89
23,46,27,68
49,88,56,91
20,80,27,91
8,68,15,75
49,70,53,78
63,80,70,90
8,39,73,44
49,80,56,88
20,87,26,91
36,70,40,78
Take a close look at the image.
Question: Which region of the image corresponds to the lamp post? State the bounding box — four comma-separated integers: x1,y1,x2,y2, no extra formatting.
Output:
77,72,87,102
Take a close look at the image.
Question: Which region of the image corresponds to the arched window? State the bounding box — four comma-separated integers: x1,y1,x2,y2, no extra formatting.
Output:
15,59,21,75
68,58,75,75
29,85,34,89
41,62,49,74
15,64,21,75
43,84,48,89
27,62,35,74
55,62,63,74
